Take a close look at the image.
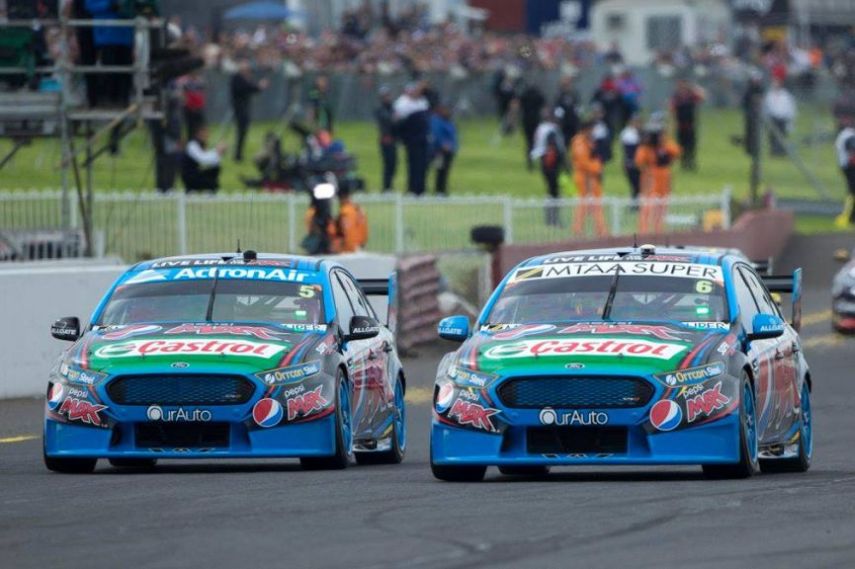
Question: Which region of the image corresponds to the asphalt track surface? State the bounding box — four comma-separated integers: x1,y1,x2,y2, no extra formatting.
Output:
2,235,854,569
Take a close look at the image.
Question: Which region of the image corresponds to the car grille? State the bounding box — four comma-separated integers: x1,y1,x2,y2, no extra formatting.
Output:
527,426,628,455
107,375,256,406
135,422,230,448
497,377,654,409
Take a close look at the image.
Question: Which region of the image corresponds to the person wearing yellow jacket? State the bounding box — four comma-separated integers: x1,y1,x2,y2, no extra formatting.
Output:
570,119,608,236
635,118,682,234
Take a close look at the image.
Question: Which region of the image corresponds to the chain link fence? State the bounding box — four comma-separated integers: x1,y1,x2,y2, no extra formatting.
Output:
0,189,730,262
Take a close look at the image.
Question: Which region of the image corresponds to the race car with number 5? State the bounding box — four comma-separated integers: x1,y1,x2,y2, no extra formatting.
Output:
431,245,811,481
44,251,406,473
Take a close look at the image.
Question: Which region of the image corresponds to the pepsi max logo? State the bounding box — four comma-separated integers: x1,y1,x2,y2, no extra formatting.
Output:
252,398,283,428
47,384,64,410
435,382,455,413
650,400,683,431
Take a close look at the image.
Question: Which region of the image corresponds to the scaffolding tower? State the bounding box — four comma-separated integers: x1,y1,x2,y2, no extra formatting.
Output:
0,4,166,255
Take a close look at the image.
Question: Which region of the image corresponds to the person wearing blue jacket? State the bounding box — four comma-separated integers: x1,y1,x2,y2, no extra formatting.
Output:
85,0,134,108
430,104,458,195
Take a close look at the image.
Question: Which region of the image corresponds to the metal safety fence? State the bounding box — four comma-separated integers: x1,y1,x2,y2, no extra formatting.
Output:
0,188,730,262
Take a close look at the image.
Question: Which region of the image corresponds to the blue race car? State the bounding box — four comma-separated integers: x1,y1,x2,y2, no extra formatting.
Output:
44,251,406,473
431,245,811,481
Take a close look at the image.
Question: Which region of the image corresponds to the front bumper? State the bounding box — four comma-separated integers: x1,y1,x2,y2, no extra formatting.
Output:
44,368,338,459
431,370,742,466
431,413,740,466
45,411,337,459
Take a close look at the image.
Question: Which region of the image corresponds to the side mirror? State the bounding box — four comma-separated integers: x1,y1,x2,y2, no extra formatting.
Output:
51,317,81,342
747,313,785,342
343,315,380,342
438,315,470,343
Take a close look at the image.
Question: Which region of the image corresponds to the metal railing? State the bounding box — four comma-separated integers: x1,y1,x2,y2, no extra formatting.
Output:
0,188,731,261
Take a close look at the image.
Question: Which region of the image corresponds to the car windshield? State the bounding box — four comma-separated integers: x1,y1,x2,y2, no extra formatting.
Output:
487,270,727,324
98,279,324,326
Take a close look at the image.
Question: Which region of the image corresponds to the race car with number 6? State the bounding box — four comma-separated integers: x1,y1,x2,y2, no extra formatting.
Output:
431,246,811,481
44,251,406,473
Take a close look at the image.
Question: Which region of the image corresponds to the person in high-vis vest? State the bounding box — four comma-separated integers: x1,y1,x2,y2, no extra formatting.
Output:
570,119,608,237
635,117,682,234
331,183,368,253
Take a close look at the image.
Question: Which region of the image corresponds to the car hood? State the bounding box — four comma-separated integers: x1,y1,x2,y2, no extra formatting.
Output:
456,322,732,377
68,322,330,375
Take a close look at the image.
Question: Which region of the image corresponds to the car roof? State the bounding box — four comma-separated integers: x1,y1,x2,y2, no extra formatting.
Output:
520,246,737,268
131,252,327,273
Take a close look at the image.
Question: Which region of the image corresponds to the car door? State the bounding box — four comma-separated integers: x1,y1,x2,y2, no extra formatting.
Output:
732,265,778,445
332,270,387,440
739,266,799,442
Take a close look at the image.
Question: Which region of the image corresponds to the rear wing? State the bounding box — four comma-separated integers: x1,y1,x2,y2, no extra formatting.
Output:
357,275,398,334
761,268,802,331
751,258,773,275
326,253,398,333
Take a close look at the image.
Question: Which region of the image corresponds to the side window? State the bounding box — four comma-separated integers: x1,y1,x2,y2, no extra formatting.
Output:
739,267,779,317
733,267,760,329
339,273,376,319
330,272,355,328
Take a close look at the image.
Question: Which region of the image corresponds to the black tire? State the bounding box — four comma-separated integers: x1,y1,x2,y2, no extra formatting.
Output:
498,465,551,477
760,382,812,474
431,461,487,482
355,377,406,465
109,458,158,469
300,372,352,471
702,373,760,479
44,453,97,474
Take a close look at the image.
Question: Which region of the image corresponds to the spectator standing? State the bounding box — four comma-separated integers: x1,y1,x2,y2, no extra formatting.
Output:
230,60,269,162
85,0,133,108
834,117,855,227
591,104,613,166
150,82,184,192
571,119,608,237
619,114,642,203
182,73,206,141
430,104,458,195
670,79,706,170
519,82,546,170
394,82,431,196
617,68,643,128
529,109,567,226
493,65,520,133
741,73,765,159
181,126,226,192
636,118,681,234
375,86,397,192
763,78,797,156
554,75,581,147
592,74,622,141
307,75,334,133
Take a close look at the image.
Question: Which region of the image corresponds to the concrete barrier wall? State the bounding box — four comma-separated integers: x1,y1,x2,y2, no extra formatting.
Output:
0,261,128,399
494,209,795,285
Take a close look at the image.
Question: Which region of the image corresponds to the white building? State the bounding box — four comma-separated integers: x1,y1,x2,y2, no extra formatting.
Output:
590,0,731,65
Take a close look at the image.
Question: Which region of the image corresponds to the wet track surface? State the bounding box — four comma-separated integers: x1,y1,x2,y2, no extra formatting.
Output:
2,236,854,569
